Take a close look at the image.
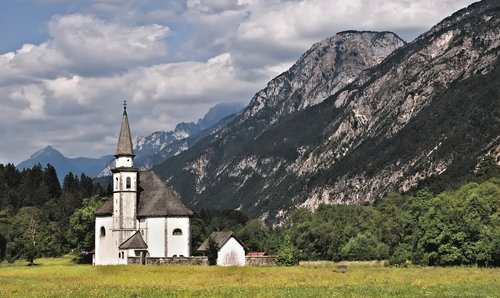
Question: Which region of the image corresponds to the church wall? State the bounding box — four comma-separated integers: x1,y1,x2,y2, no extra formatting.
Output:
217,237,246,266
166,217,191,257
116,156,133,168
95,216,117,265
145,217,166,257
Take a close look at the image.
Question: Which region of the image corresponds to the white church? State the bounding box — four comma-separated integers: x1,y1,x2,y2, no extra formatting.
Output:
94,104,193,265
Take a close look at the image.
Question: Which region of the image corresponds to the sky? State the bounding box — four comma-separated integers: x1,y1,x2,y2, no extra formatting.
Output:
0,0,478,165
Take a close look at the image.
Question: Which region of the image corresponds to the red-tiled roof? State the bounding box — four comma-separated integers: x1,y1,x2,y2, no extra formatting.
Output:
246,252,267,257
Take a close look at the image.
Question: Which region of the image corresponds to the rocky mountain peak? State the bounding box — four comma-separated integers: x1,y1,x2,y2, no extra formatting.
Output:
30,145,62,159
243,31,405,121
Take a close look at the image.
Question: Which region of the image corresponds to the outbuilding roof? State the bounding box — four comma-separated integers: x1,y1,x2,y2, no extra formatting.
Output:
94,171,193,217
119,231,148,250
197,231,246,252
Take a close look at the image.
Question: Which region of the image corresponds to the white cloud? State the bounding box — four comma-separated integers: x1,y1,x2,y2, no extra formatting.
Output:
187,0,246,14
0,0,478,164
8,85,47,120
0,14,169,80
49,14,168,67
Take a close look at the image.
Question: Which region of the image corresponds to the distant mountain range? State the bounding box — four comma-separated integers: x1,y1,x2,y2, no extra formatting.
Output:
97,102,244,176
16,146,113,182
153,0,500,222
17,102,245,182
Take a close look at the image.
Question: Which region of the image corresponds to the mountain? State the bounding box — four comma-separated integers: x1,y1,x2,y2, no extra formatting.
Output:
153,31,405,210
16,146,113,182
154,0,500,222
98,102,245,176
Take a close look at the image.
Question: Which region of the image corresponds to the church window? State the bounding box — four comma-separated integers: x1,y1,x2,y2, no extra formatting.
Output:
100,227,106,237
173,228,182,236
141,230,144,236
126,177,131,189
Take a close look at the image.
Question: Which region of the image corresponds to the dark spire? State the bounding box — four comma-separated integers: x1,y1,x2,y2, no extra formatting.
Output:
115,101,134,156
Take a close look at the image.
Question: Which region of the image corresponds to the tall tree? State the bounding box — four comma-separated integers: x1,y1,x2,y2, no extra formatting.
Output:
6,207,62,264
237,219,269,252
68,196,108,252
43,164,61,199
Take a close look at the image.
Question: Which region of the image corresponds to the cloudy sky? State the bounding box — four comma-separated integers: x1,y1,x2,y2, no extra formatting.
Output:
0,0,477,164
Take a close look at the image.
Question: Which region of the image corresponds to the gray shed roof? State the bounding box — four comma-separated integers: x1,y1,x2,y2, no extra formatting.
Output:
95,171,193,217
115,108,134,156
119,231,148,249
197,231,246,252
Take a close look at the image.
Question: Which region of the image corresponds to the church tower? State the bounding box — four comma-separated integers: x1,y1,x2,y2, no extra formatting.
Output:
112,101,138,245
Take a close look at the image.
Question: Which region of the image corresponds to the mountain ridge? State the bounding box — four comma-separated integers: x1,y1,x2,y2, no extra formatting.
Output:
16,146,113,182
97,102,244,176
154,0,500,222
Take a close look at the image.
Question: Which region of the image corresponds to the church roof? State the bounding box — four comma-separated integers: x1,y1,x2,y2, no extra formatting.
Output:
137,171,193,217
95,199,113,216
119,231,148,250
197,231,246,252
94,171,193,217
115,107,134,156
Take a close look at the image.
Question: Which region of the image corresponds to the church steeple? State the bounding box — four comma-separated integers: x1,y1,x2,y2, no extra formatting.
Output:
116,100,134,157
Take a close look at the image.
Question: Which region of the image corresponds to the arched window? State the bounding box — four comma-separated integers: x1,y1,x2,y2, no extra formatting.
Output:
172,229,182,236
100,227,106,237
126,177,131,189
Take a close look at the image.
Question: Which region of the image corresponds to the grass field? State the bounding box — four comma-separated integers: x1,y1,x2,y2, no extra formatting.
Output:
0,255,498,297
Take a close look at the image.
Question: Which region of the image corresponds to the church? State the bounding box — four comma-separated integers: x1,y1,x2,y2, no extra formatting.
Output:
94,104,193,265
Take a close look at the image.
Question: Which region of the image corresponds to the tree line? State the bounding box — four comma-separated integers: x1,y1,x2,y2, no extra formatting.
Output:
0,163,109,264
275,178,499,266
189,176,498,267
0,162,498,267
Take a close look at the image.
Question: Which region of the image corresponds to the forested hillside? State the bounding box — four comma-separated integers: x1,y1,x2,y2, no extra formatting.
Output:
0,163,109,263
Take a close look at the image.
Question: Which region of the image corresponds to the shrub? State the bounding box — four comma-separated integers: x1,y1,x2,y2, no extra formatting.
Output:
389,244,413,266
277,235,300,266
207,237,218,266
341,232,389,261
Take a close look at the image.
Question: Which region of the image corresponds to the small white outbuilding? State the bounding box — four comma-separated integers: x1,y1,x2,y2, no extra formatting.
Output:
197,231,246,266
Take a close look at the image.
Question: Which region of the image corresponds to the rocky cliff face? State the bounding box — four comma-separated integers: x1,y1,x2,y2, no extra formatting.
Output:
155,0,500,222
242,31,405,124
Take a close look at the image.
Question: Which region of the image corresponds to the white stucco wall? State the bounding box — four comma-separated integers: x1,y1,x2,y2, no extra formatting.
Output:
95,216,117,265
145,217,166,257
166,217,190,257
116,156,133,168
217,237,245,266
118,249,128,265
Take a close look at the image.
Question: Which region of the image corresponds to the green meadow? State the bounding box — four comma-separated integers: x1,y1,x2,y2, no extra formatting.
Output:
0,256,498,297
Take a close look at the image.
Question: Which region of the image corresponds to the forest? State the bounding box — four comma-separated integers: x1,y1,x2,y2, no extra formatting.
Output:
0,162,498,267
